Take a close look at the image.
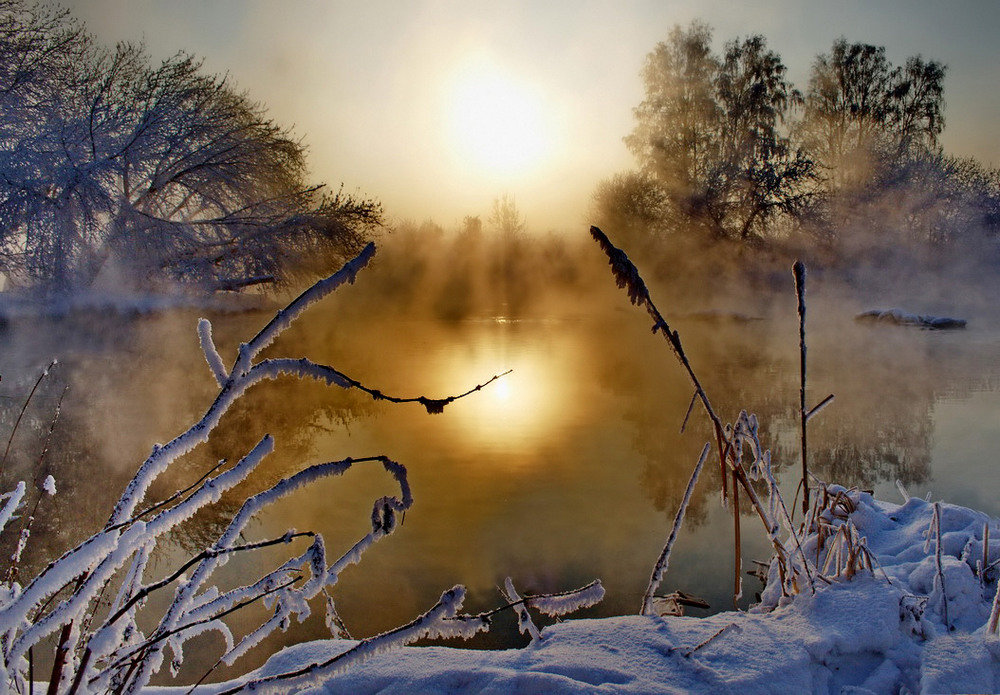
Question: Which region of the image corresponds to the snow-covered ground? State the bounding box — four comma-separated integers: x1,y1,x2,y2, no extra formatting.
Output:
159,487,1000,694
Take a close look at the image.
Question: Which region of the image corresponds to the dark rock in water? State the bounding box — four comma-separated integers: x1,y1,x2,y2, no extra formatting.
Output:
679,310,762,324
855,308,967,330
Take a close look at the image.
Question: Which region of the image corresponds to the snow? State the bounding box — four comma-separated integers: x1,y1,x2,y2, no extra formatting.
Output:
42,475,56,496
148,489,1000,694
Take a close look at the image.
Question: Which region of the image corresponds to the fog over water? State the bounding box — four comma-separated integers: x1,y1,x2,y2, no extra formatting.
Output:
1,231,998,681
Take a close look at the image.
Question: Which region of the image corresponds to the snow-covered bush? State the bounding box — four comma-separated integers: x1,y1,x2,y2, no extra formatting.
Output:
0,243,602,693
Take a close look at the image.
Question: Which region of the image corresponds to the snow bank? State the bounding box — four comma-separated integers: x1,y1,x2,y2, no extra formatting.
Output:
165,489,1000,694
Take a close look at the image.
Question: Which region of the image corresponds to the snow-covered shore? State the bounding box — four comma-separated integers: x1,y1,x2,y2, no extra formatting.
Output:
163,488,1000,694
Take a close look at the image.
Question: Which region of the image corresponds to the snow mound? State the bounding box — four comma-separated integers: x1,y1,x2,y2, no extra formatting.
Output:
176,490,1000,694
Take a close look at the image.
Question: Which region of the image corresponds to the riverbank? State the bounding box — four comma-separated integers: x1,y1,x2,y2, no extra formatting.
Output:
159,486,1000,694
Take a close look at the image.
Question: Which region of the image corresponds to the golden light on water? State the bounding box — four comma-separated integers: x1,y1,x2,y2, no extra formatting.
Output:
437,334,571,457
445,56,552,177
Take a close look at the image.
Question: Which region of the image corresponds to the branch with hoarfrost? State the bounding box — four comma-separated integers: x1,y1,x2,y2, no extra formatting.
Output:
220,575,605,692
197,319,228,387
0,243,517,693
478,579,605,622
500,577,540,642
217,586,475,695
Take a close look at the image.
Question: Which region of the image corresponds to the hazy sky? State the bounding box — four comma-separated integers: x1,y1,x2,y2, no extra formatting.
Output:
63,1,1000,232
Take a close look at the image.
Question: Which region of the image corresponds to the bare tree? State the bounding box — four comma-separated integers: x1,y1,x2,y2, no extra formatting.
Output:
0,1,380,295
488,193,525,242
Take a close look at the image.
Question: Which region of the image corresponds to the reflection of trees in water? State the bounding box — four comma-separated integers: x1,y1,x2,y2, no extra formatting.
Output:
600,314,985,520
0,309,381,568
1,291,994,597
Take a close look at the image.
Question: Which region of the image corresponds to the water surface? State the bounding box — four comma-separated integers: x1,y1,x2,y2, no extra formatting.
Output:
1,280,997,682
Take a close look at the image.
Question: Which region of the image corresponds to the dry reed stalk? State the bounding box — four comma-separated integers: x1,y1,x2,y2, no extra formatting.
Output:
590,227,793,602
793,261,808,516
988,573,1000,634
679,389,698,434
732,467,742,606
684,622,740,657
932,502,950,630
641,443,709,616
984,523,990,578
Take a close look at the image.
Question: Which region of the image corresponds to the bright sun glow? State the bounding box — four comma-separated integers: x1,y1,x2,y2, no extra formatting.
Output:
434,338,573,460
446,58,552,176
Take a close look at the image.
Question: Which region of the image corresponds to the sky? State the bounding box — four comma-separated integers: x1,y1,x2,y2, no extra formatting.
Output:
62,0,1000,233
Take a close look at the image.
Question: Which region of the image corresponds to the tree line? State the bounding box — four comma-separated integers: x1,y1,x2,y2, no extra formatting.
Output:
0,1,380,296
594,22,999,257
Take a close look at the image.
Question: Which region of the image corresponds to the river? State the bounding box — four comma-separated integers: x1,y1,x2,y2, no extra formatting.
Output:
0,266,997,683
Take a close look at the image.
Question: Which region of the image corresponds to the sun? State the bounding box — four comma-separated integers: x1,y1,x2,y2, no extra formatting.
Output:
446,58,552,176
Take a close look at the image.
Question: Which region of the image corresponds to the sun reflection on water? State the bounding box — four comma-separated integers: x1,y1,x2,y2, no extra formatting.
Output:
434,324,573,457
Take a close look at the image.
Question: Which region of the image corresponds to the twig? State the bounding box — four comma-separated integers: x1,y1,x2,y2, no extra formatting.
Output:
932,502,950,630
47,620,73,695
214,586,466,695
476,580,605,620
983,523,990,578
732,466,741,606
6,385,68,584
104,458,228,533
501,577,540,642
805,394,835,422
0,360,57,481
98,576,301,683
250,358,512,415
684,622,740,657
679,389,697,434
988,569,1000,634
100,532,315,634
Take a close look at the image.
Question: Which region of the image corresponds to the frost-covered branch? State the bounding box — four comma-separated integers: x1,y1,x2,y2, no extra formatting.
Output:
218,586,471,695
501,577,539,642
236,241,376,373
197,318,228,386
0,243,511,693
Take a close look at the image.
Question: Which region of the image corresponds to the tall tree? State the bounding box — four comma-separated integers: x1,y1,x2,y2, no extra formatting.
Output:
624,24,813,241
712,35,814,239
798,39,945,190
488,193,526,241
624,21,720,230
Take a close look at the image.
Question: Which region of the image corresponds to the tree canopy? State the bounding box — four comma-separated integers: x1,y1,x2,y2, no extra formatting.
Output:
797,38,946,190
624,23,813,242
0,1,380,295
600,22,991,253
